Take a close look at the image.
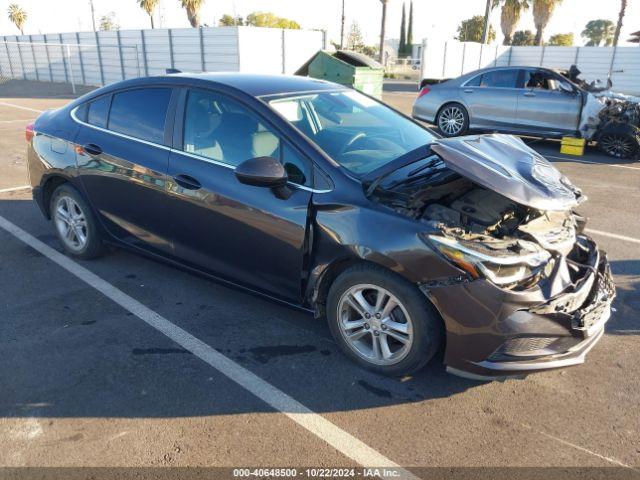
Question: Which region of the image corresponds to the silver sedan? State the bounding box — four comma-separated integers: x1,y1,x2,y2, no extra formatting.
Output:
413,66,584,139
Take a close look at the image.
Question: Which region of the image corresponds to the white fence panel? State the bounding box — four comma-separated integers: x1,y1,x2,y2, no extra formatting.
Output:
143,29,171,76
171,28,202,72
203,27,239,72
238,27,282,74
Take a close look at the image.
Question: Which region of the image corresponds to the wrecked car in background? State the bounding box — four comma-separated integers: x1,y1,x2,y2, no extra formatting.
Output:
413,65,640,159
28,73,616,380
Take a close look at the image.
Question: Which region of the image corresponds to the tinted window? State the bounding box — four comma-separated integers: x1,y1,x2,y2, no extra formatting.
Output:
108,88,172,144
87,95,111,128
479,69,518,88
183,89,312,186
465,74,482,87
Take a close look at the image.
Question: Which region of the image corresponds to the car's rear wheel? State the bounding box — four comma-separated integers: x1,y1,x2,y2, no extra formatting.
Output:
598,133,639,159
326,264,443,376
436,103,468,137
50,183,105,259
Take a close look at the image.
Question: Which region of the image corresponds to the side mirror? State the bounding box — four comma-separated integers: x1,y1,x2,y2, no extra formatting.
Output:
235,156,291,199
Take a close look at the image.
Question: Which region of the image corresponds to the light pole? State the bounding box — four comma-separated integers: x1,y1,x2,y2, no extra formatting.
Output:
379,0,388,64
340,0,345,49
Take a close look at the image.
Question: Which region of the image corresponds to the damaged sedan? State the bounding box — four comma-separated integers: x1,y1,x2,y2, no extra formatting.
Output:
27,73,615,380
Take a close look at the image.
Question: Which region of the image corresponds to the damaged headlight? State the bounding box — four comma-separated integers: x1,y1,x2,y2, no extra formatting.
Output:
426,234,551,287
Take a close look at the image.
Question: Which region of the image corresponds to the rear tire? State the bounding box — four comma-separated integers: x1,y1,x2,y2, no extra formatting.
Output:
50,183,105,260
326,264,443,377
598,133,639,159
436,103,469,137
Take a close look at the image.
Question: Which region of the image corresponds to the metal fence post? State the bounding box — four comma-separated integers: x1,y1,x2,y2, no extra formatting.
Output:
168,29,175,69
28,35,40,81
75,32,86,84
281,29,286,74
140,29,149,76
15,36,27,80
507,47,513,66
43,36,54,81
441,41,448,78
134,45,141,78
199,27,206,72
539,45,546,66
58,33,69,83
95,31,105,85
3,39,14,78
117,29,125,80
460,42,466,75
66,45,76,94
608,45,618,79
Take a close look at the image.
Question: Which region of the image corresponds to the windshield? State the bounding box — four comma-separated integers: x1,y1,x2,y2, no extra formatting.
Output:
267,90,436,175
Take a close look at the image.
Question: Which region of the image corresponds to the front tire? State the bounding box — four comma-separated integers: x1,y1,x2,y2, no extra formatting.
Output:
598,133,639,159
436,103,469,137
326,264,443,376
50,183,105,259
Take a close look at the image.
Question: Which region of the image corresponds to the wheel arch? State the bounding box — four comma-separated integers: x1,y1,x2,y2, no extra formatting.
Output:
40,174,72,219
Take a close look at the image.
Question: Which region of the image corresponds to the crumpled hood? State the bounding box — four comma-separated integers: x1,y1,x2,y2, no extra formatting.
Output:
430,134,584,211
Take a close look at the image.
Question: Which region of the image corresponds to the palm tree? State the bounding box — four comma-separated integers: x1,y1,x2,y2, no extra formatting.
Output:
613,0,627,46
581,19,615,46
481,0,494,43
181,0,204,28
137,0,159,29
532,0,562,46
493,0,530,45
7,4,27,35
378,0,388,64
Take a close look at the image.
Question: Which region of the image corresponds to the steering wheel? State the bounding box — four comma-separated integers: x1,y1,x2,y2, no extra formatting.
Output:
338,132,368,156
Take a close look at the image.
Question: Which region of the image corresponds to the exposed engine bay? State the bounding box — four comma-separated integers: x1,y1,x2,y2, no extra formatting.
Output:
368,135,598,296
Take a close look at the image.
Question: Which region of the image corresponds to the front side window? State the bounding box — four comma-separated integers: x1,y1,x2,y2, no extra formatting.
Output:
479,69,518,88
108,88,172,144
524,70,571,91
268,90,436,176
182,89,312,186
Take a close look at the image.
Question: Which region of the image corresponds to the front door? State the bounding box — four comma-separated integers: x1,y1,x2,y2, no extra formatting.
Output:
166,88,314,301
516,69,582,134
75,87,175,254
461,68,519,130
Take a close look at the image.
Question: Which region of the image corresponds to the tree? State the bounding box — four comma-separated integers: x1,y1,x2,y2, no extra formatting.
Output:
613,0,627,46
7,4,27,35
492,0,530,45
137,0,158,29
532,0,562,46
346,21,365,50
512,29,535,45
379,0,389,64
547,32,573,46
245,12,300,29
406,1,414,55
218,14,244,26
398,3,406,58
581,19,615,46
481,0,495,43
99,12,119,31
456,15,496,43
181,0,204,28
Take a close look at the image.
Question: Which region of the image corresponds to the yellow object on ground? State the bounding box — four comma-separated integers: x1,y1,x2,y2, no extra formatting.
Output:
560,137,586,156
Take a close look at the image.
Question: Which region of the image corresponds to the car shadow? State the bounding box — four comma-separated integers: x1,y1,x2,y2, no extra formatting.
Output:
0,198,481,420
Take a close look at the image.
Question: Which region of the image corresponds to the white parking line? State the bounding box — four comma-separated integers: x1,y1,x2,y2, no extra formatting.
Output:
585,228,640,245
545,154,640,171
0,185,31,194
0,101,44,113
0,119,36,123
0,213,416,478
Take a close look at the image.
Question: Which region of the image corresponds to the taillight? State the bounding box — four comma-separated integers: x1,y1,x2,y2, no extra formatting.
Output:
418,86,430,98
25,123,34,142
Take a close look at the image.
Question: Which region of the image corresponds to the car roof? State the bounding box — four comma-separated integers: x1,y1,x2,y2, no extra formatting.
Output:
164,72,345,97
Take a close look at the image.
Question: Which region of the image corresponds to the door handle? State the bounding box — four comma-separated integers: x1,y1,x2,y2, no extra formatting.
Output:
82,143,102,156
173,174,202,190
464,88,474,93
524,91,535,97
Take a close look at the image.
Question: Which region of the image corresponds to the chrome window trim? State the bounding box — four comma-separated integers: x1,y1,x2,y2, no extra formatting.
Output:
70,105,331,194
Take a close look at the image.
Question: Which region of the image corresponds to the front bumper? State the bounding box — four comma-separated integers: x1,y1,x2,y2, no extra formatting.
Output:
423,236,615,380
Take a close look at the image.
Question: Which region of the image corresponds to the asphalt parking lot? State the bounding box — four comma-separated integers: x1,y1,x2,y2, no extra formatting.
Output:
1,81,639,478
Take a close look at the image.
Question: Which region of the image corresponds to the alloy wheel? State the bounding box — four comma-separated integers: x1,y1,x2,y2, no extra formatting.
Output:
600,134,637,158
54,195,89,252
438,106,465,136
337,284,414,366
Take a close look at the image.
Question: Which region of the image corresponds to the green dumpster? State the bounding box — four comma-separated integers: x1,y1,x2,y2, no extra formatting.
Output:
295,50,384,99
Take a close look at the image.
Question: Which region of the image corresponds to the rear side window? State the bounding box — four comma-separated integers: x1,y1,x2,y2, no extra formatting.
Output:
108,88,172,144
465,75,482,87
478,70,518,88
87,95,111,128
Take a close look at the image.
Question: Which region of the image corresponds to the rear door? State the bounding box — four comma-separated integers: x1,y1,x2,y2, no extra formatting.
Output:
165,88,314,301
515,69,581,135
74,87,175,254
460,69,519,130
